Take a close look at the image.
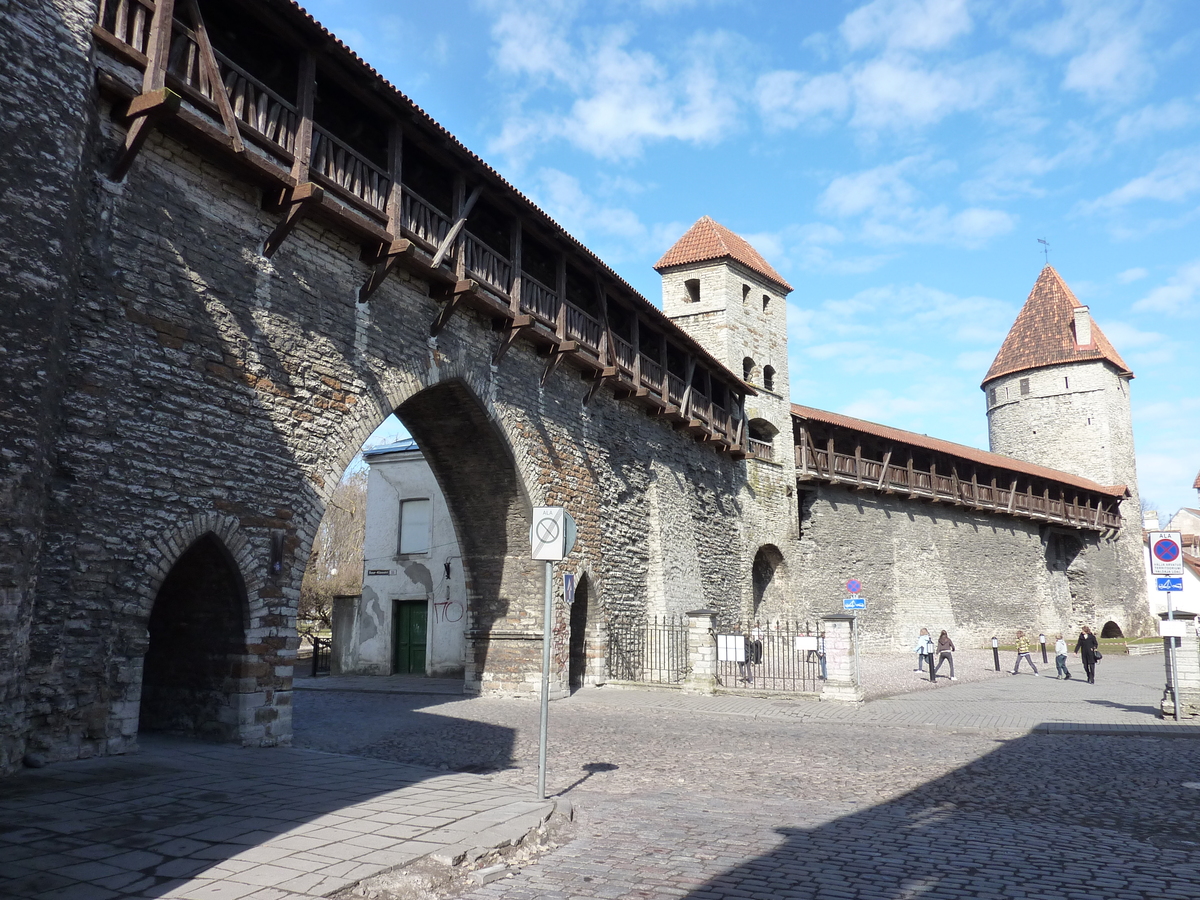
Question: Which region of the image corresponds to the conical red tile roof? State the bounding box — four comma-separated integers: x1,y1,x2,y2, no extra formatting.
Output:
982,266,1132,385
654,216,792,293
1193,468,1200,490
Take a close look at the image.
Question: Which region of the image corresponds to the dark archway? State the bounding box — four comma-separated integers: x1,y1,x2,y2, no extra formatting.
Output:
752,545,787,617
395,380,537,689
1101,620,1124,638
140,533,248,740
569,574,591,691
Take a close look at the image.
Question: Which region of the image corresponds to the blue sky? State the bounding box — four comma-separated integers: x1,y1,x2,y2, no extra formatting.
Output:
307,0,1200,519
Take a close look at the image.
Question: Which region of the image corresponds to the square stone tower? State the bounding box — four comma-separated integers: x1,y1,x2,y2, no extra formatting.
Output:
655,217,798,619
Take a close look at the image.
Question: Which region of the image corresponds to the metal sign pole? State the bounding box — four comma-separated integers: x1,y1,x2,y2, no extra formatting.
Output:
1167,590,1179,723
538,558,552,800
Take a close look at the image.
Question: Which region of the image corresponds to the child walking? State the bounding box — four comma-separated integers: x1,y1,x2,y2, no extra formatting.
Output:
1011,630,1039,675
1054,634,1071,680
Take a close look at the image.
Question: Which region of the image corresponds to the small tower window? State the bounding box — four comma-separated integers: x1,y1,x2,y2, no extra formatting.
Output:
1064,376,1069,389
684,278,700,303
1020,378,1030,395
743,357,755,381
742,284,751,306
988,388,996,406
762,294,770,312
763,365,775,391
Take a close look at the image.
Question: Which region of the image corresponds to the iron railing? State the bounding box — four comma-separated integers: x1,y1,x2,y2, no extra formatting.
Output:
607,615,689,685
714,621,824,693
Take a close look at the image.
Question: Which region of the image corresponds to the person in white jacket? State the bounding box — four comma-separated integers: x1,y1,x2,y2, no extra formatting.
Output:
913,628,934,672
1054,634,1072,680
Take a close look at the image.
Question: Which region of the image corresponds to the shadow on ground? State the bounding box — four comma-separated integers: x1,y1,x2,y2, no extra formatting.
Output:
677,728,1200,900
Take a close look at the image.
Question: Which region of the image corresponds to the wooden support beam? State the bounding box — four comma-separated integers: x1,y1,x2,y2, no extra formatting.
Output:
494,315,534,364
358,239,414,302
430,184,481,270
854,442,863,489
291,52,316,183
429,279,478,335
110,87,181,181
1007,479,1018,513
541,340,578,386
929,462,939,503
262,182,323,257
182,0,244,155
875,450,892,491
907,454,916,498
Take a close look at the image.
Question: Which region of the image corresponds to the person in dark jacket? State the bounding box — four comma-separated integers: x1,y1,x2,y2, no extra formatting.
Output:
933,630,957,680
1074,625,1100,684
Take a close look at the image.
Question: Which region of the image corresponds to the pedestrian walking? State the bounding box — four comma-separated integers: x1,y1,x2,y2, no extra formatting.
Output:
1074,625,1100,684
1011,630,1039,675
1054,634,1072,680
914,628,934,671
933,629,956,680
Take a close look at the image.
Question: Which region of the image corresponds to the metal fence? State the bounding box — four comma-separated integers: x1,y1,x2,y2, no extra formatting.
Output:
714,620,824,693
607,615,689,685
309,635,331,677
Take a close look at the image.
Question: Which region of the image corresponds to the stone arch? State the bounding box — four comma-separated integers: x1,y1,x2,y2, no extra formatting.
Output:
743,357,755,382
390,378,541,691
140,531,251,742
748,417,778,442
1100,620,1124,639
752,544,788,618
569,572,593,691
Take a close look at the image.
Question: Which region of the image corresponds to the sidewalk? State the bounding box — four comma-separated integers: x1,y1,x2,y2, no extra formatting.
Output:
0,737,554,900
584,651,1200,736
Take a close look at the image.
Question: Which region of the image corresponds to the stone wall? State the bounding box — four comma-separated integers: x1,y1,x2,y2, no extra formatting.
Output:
780,481,1141,651
0,82,751,769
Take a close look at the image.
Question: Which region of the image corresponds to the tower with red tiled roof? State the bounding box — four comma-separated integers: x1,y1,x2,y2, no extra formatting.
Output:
983,266,1145,627
982,266,1138,494
655,217,797,618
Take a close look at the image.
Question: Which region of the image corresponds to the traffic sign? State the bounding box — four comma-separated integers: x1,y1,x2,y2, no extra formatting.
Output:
1149,532,1183,576
530,507,577,560
846,579,862,594
564,572,576,605
1157,577,1183,592
843,597,866,610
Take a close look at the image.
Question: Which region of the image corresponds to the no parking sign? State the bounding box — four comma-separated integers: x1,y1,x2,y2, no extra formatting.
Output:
1150,532,1183,577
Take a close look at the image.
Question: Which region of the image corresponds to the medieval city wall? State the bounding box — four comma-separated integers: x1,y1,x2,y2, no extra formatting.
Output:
3,87,749,770
778,482,1142,651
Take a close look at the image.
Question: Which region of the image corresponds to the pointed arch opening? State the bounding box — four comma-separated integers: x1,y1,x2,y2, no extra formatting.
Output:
752,545,788,619
569,573,592,691
140,533,249,740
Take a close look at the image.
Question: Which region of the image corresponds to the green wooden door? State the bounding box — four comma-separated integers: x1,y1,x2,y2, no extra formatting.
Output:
392,600,428,674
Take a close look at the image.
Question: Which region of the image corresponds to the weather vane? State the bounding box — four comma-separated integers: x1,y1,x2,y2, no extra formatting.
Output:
1038,238,1050,265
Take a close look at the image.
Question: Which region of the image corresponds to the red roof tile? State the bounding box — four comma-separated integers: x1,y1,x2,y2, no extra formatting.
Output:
654,217,792,293
791,403,1128,498
1194,469,1200,490
983,266,1132,385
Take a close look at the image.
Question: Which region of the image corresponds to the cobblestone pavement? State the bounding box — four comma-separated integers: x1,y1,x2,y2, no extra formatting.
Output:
295,653,1200,900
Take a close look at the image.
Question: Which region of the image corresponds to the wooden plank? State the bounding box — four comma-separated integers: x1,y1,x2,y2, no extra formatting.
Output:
110,86,181,180
431,184,481,270
875,449,892,491
358,239,414,302
290,52,316,183
182,0,244,154
262,182,323,257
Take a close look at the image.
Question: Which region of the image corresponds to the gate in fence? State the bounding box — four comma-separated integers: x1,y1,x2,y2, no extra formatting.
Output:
714,621,824,693
607,615,689,685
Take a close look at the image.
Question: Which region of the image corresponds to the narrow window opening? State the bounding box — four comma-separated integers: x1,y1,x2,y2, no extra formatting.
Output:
762,293,770,312
684,278,700,303
742,284,751,306
763,365,775,392
1020,377,1030,395
399,498,431,555
1064,376,1069,389
988,388,996,406
742,357,755,381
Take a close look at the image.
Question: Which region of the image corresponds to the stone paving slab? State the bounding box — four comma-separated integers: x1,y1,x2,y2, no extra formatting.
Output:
0,737,552,900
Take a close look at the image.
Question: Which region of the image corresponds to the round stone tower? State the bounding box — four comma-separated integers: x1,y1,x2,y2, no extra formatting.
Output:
982,265,1147,634
654,217,798,620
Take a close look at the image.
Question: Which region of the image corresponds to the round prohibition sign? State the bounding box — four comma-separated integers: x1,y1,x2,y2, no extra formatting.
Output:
846,579,862,594
535,518,561,545
1153,539,1180,563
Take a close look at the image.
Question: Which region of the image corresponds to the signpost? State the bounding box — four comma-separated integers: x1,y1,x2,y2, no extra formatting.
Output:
1149,532,1183,722
530,506,576,799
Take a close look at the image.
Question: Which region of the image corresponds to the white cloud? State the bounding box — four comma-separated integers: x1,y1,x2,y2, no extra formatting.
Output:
755,70,850,129
841,0,972,53
1133,260,1200,316
817,157,1015,248
526,168,649,243
1115,97,1198,142
1085,147,1200,211
1117,267,1149,284
1019,0,1159,103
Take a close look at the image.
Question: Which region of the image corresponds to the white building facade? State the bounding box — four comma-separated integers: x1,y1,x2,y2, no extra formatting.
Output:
332,439,467,677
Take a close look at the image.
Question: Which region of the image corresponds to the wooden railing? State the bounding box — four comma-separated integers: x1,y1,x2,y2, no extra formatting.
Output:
99,0,154,54
565,305,602,352
310,126,390,214
749,438,774,461
463,233,511,296
667,374,686,408
400,190,451,250
689,392,711,425
796,445,1121,530
639,354,664,394
520,274,559,325
611,335,636,374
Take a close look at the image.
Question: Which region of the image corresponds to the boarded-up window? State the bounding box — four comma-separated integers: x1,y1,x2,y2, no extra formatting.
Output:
1020,378,1030,395
399,499,431,555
